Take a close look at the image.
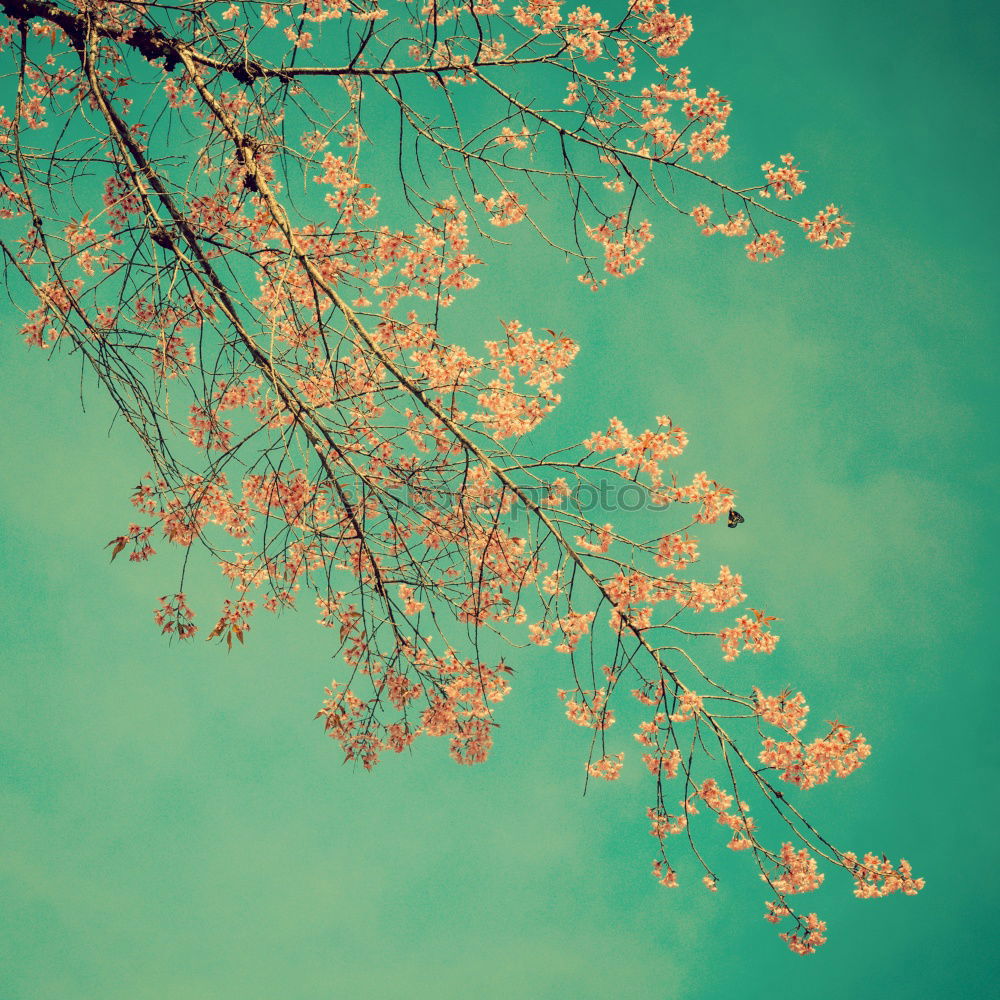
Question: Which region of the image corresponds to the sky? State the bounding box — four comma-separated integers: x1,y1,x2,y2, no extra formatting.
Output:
2,1,997,998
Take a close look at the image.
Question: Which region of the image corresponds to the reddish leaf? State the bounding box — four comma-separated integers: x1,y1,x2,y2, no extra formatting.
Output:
107,537,128,562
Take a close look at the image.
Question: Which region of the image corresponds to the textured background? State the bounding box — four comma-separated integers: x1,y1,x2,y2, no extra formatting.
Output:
2,1,995,996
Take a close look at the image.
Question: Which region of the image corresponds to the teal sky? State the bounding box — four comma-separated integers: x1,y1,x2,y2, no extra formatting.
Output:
2,1,997,998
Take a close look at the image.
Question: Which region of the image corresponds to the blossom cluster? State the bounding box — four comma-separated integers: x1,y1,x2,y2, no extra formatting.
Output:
759,722,872,790
557,687,615,730
843,853,926,899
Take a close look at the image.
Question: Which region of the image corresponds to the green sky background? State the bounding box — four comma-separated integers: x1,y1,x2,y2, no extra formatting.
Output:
2,1,997,997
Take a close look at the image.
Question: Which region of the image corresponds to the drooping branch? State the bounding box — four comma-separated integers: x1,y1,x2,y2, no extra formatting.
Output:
0,0,908,955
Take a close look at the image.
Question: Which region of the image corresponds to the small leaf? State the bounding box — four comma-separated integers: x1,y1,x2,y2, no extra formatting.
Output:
107,537,128,562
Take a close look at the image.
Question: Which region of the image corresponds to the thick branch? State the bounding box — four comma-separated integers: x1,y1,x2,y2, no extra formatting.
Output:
0,0,549,82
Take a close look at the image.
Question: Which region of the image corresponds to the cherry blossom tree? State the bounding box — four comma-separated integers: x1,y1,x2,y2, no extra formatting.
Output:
0,0,917,953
